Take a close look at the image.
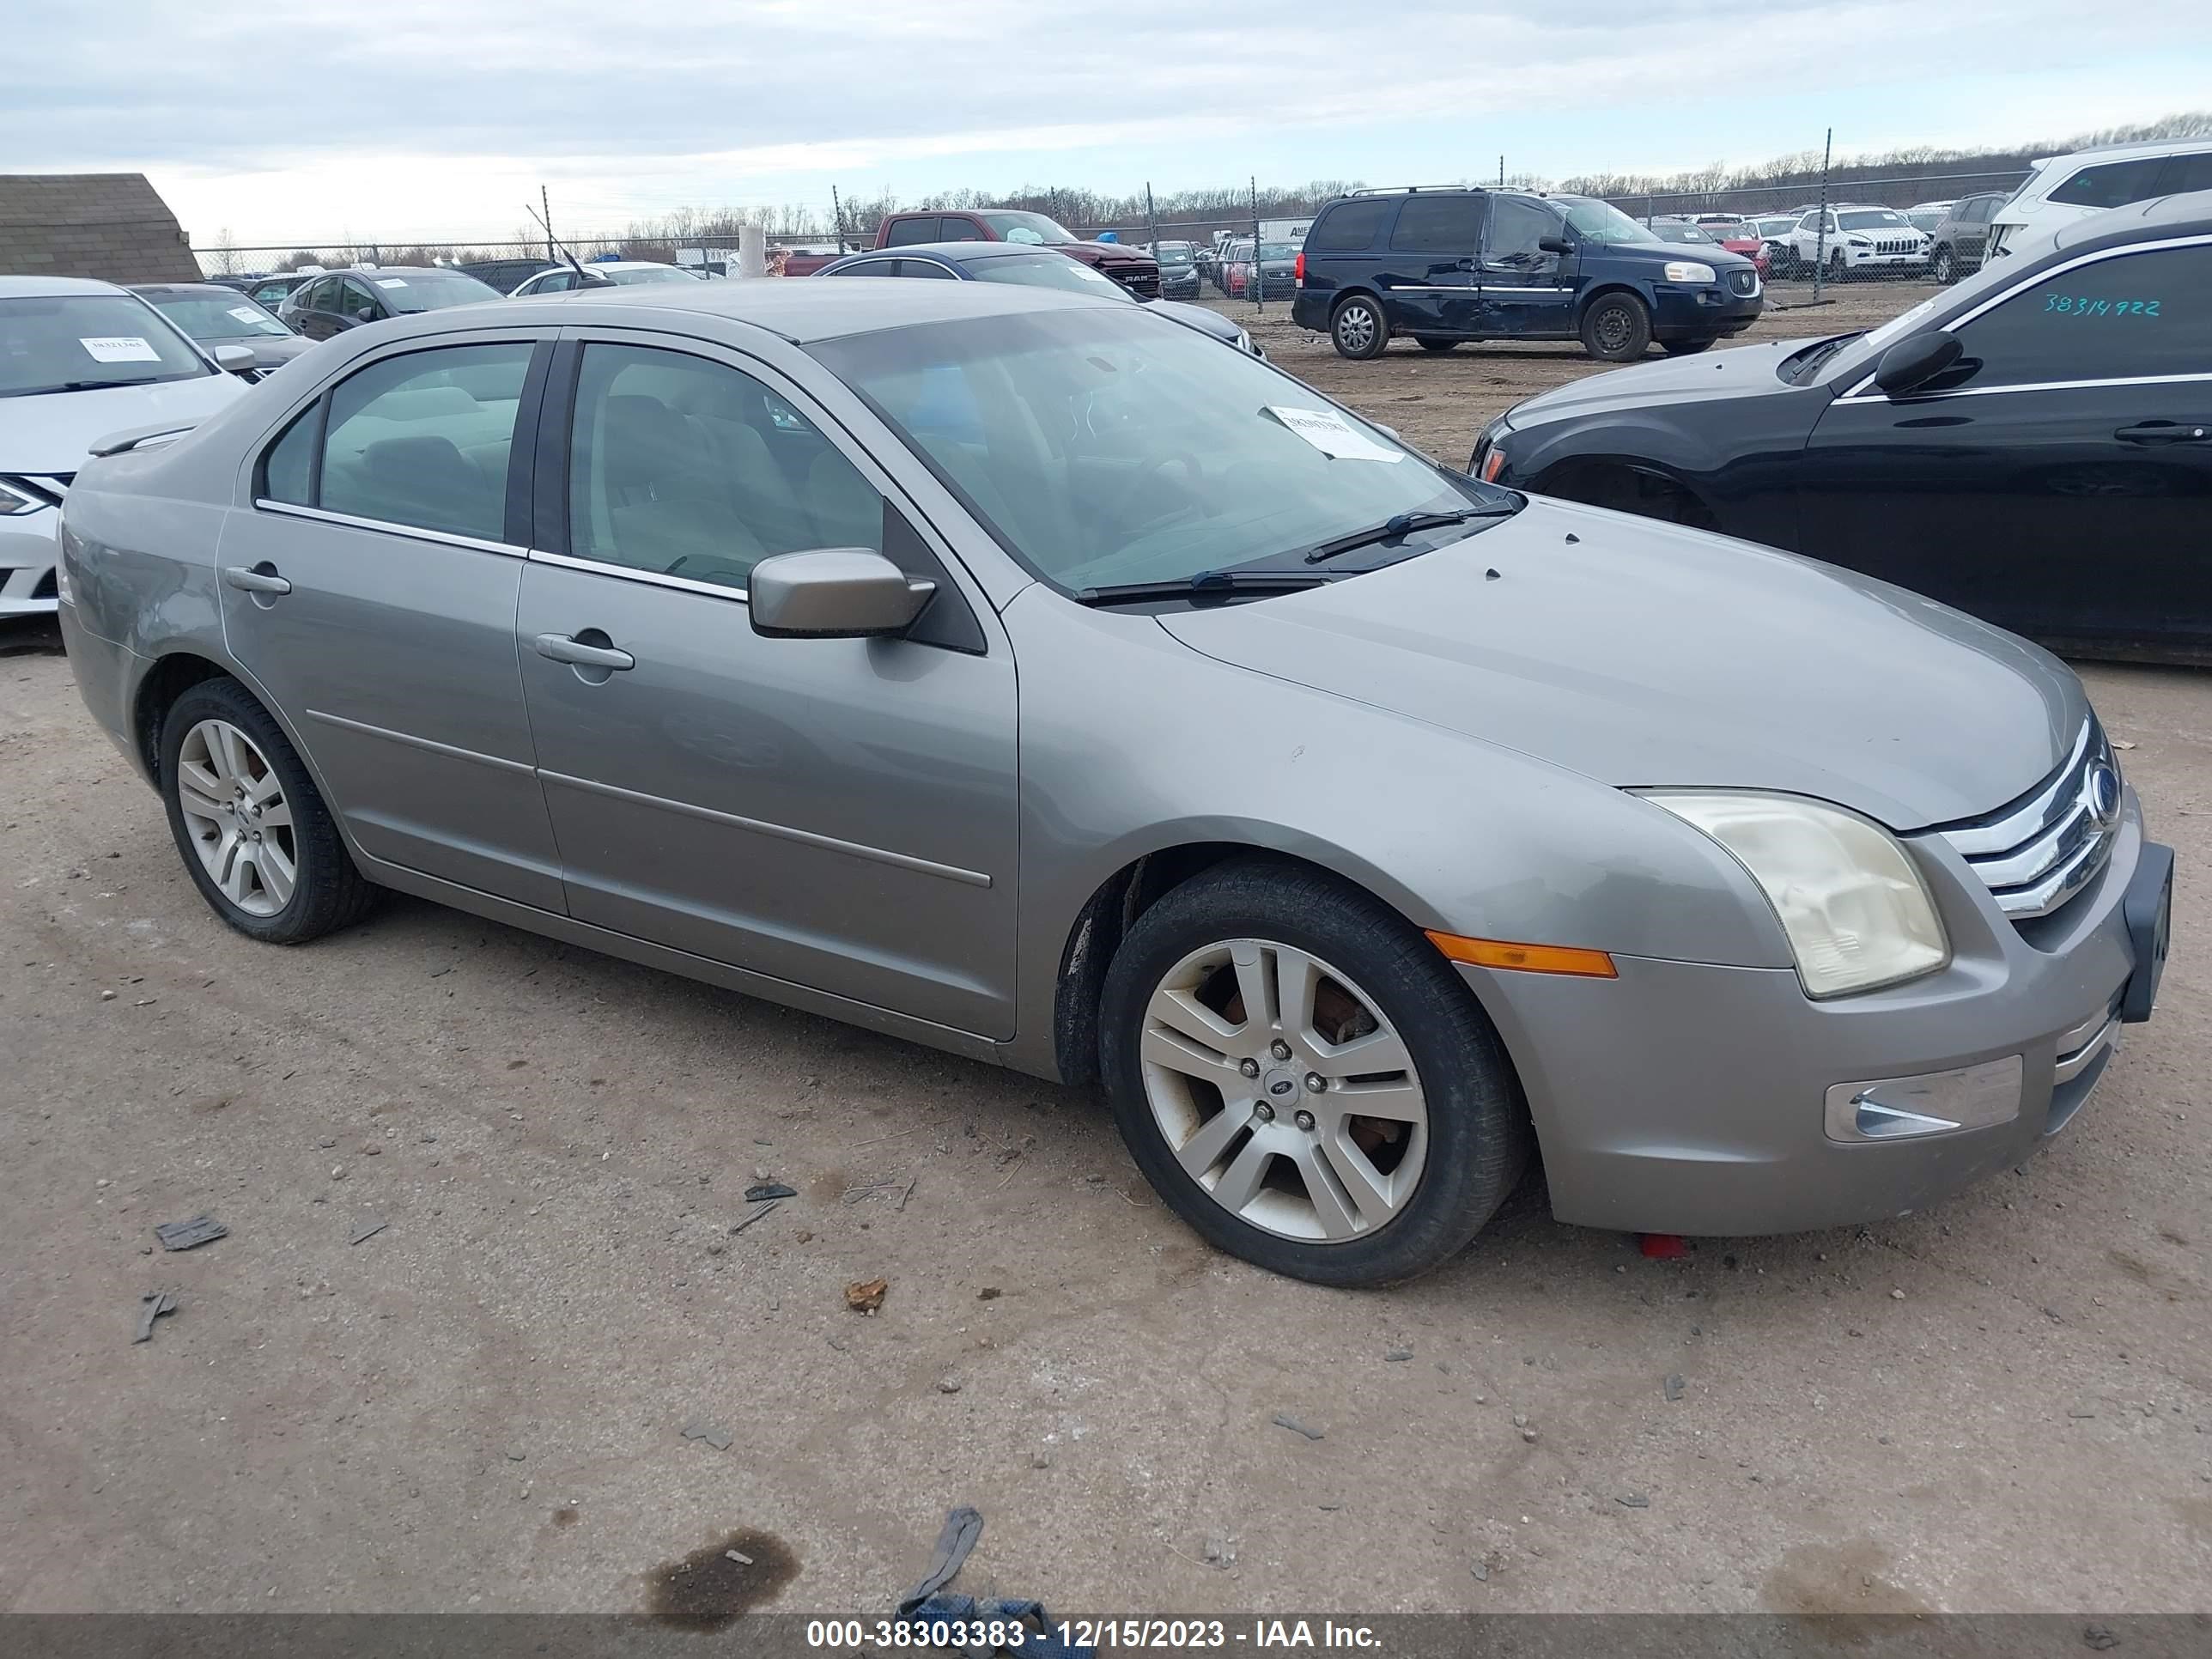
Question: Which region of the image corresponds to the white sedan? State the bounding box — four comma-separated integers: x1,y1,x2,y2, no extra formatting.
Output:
508,261,702,297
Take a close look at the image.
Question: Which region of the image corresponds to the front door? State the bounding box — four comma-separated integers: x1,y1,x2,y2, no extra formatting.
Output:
217,332,567,908
1376,194,1481,337
1477,196,1577,338
1799,236,2212,653
514,334,1020,1036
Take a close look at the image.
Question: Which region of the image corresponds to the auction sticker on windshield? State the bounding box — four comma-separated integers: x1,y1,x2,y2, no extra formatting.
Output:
227,307,267,325
375,278,410,289
80,337,161,363
1267,405,1402,463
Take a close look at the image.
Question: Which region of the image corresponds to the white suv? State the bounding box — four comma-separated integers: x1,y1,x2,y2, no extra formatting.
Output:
1989,138,2212,259
1778,205,1930,277
2,276,248,620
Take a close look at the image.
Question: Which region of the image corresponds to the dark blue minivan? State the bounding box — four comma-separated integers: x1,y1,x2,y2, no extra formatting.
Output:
1291,188,1765,362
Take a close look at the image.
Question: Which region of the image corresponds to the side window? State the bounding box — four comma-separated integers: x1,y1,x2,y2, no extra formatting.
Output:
826,259,900,278
1390,196,1481,254
939,217,983,243
259,404,319,506
254,282,291,307
1954,245,2211,388
318,342,533,539
2157,150,2212,195
1486,198,1562,268
1306,199,1391,252
567,343,885,592
338,277,380,319
896,259,958,279
294,278,328,311
2047,157,2167,210
884,216,940,246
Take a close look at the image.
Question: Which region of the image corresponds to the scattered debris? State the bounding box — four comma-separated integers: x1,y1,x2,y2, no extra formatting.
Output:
977,1287,1003,1301
1030,1452,1050,1469
1891,1288,1907,1300
2069,1409,2098,1419
505,1449,526,1462
1384,1348,1414,1362
898,1505,985,1615
1200,1534,1234,1565
131,1290,179,1344
843,1180,904,1205
1663,1374,1686,1402
349,1218,388,1246
679,1420,733,1451
99,989,116,1001
2083,1626,2120,1651
154,1215,227,1252
936,1376,963,1394
845,1278,889,1314
2113,739,2137,751
727,1200,781,1236
1617,1492,1650,1509
743,1182,796,1203
724,1547,754,1566
896,1176,919,1212
1471,1562,1490,1582
1271,1413,1325,1441
1639,1233,1688,1259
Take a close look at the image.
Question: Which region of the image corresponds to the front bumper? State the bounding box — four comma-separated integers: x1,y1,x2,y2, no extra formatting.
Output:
1160,272,1201,299
0,502,61,618
1650,283,1764,339
1843,249,1929,270
1469,799,2170,1236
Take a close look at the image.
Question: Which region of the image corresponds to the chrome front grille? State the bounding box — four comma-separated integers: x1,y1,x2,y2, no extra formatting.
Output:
1936,720,2122,919
1872,238,1918,256
1729,269,1759,295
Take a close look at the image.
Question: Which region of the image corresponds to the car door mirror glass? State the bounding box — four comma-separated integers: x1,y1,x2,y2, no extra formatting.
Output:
1873,330,1964,396
748,547,934,640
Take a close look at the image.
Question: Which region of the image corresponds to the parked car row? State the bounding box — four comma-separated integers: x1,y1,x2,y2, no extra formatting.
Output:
44,253,2174,1285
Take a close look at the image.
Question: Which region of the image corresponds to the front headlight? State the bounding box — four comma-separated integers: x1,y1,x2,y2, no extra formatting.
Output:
1847,236,1871,247
0,478,46,516
1662,260,1717,283
1233,328,1255,355
1643,792,1948,998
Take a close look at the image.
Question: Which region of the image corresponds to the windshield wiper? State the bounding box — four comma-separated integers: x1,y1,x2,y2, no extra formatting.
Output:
2,378,167,398
1789,334,1861,382
1302,505,1510,565
1072,568,1334,607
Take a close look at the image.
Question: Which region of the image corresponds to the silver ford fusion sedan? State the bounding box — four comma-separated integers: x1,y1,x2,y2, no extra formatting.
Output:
56,279,2172,1285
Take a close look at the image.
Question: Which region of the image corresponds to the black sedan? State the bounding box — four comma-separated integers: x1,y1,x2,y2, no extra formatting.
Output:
276,266,502,340
131,283,311,378
812,242,1261,356
1473,191,2212,662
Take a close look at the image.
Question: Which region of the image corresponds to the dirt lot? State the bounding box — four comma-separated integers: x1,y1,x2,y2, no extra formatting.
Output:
4,287,2210,1621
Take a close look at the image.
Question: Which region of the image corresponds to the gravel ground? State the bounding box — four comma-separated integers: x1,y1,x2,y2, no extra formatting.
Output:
3,283,2209,1620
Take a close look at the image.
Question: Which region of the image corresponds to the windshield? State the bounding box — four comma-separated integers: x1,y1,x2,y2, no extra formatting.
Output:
604,265,697,285
0,294,215,397
1258,243,1297,260
1560,198,1662,245
978,210,1077,246
1755,217,1796,236
1656,222,1714,243
146,292,291,341
368,270,501,313
968,252,1132,298
1156,242,1194,263
810,308,1516,595
1839,210,1910,231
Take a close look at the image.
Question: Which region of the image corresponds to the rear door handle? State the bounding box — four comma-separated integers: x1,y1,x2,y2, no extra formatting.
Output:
533,632,635,671
2115,421,2209,446
222,565,291,595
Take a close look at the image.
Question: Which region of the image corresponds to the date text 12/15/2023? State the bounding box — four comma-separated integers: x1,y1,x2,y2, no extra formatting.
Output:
805,1618,1384,1650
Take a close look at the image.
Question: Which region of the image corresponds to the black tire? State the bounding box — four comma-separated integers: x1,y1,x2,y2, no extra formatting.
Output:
1330,294,1390,360
1098,858,1530,1287
1414,336,1459,354
1578,292,1651,362
1932,245,1957,285
159,676,376,945
1827,248,1847,281
1660,337,1717,356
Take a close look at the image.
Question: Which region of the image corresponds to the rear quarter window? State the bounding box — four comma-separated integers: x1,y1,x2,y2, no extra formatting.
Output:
1308,200,1394,252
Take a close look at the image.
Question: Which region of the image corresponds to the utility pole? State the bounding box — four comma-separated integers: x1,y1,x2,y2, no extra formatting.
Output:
1144,182,1161,260
1249,175,1263,313
1498,155,1505,187
1813,127,1832,301
541,185,554,264
831,185,846,253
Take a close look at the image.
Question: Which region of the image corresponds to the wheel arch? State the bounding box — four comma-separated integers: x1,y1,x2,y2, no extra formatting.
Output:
1529,454,1721,532
131,647,351,847
1573,281,1651,325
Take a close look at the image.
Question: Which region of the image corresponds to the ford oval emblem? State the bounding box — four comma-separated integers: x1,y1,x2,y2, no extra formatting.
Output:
2086,761,2122,827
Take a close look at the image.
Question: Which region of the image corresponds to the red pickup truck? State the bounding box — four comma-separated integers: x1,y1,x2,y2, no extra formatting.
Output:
865,208,1161,296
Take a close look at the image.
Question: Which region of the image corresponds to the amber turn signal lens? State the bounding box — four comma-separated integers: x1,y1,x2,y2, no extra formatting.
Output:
1425,930,1617,978
1479,448,1507,483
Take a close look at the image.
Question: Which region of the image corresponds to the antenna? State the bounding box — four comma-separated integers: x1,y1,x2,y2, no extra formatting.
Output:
525,201,590,280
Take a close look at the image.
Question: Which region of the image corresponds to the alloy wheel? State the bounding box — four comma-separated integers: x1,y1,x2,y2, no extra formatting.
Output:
1139,938,1428,1243
174,718,297,917
1336,305,1377,354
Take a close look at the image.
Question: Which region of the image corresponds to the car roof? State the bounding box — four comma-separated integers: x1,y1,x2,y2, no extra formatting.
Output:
396,270,1127,343
828,242,1050,264
0,275,132,299
130,283,242,298
2035,135,2212,164
2051,188,2212,252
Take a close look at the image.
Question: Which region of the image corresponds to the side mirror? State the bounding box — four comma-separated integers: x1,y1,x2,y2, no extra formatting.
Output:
1872,330,1964,396
211,344,258,374
1538,236,1573,256
354,307,376,324
749,547,934,640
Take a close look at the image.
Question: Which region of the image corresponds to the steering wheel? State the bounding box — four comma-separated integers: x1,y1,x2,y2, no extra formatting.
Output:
1121,453,1207,533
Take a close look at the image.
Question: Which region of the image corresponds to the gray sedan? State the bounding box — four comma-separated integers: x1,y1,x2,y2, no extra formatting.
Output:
55,278,2171,1285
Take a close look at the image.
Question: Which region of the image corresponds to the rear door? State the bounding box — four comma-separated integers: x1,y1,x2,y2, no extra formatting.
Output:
882,216,943,246
1799,235,2212,653
1476,196,1577,338
513,331,1020,1035
217,330,566,908
1378,195,1481,336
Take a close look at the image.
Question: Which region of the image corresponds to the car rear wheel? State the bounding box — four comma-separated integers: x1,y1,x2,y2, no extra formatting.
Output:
1660,337,1716,356
1579,293,1651,362
1099,859,1529,1286
1932,245,1957,285
1827,248,1847,280
1413,336,1459,353
1331,295,1390,360
160,678,376,945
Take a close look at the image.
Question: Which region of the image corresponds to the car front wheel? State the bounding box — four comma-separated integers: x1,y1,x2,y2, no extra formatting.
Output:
160,678,376,945
1330,295,1389,360
1099,859,1529,1286
1579,293,1651,362
1660,337,1716,356
1932,245,1957,284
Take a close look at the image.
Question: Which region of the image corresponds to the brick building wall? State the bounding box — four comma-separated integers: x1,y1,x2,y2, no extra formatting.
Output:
0,173,204,283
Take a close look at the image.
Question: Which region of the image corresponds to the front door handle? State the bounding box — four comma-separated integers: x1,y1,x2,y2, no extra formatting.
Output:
533,632,635,671
2115,421,2209,446
222,564,291,596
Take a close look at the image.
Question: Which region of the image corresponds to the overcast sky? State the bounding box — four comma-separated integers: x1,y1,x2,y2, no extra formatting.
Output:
7,0,2209,249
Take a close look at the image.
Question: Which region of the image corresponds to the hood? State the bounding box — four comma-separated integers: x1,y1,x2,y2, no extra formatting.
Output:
0,372,248,476
247,336,313,369
1061,241,1157,268
1615,239,1756,271
1156,497,2083,830
1152,300,1242,343
1505,337,1818,424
